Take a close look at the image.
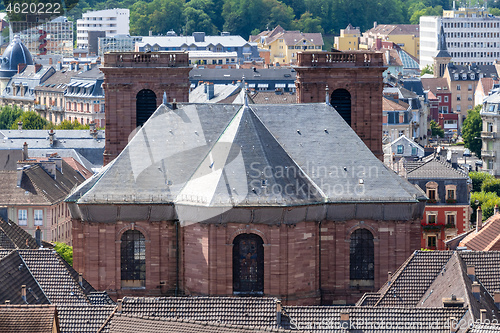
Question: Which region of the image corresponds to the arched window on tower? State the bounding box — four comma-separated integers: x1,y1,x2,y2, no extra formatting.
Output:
136,89,157,127
350,229,374,287
233,233,264,295
331,89,352,126
121,230,146,288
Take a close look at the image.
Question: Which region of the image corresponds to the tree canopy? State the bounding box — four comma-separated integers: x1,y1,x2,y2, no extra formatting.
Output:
462,105,482,158
58,0,459,40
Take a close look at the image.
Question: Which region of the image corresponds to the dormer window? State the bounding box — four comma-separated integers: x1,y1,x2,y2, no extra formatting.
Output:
454,74,459,80
462,73,467,80
426,181,439,202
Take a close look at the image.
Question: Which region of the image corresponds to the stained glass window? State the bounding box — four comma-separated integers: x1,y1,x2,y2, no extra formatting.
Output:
350,229,374,281
233,234,264,294
121,230,146,287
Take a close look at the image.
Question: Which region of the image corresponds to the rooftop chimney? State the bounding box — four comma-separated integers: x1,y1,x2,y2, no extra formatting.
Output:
17,121,22,130
340,312,350,326
34,64,42,73
49,129,55,147
480,309,487,323
276,300,282,326
442,294,465,307
495,204,499,215
74,63,80,72
206,82,214,100
476,207,483,232
21,285,26,303
56,62,63,71
78,273,83,287
495,292,500,309
35,226,41,247
117,299,123,313
89,122,96,136
467,265,476,281
69,63,74,71
22,142,28,161
17,63,26,74
472,281,481,301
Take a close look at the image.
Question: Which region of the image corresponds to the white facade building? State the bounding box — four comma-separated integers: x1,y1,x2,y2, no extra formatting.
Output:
420,7,500,69
76,8,129,49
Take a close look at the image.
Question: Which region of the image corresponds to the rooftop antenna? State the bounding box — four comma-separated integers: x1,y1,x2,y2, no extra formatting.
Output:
163,91,167,105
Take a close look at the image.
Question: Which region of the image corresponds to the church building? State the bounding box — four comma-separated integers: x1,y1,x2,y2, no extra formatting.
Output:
68,51,426,305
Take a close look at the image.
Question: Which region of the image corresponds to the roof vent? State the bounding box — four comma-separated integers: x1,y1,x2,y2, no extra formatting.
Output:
442,294,464,307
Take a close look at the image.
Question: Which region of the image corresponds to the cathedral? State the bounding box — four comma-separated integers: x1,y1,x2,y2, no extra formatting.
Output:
68,51,425,305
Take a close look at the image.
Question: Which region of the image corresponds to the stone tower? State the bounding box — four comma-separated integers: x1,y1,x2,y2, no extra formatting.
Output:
294,51,386,159
433,24,452,78
101,52,191,165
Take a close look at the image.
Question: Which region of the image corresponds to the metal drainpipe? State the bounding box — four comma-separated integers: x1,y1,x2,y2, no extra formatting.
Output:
175,220,179,297
319,220,323,305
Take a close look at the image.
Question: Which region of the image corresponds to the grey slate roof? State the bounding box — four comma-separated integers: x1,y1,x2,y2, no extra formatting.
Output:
189,68,296,86
100,313,290,333
280,306,467,332
116,296,279,328
0,250,50,305
69,102,425,212
0,130,104,166
447,64,498,81
57,304,115,333
406,157,468,180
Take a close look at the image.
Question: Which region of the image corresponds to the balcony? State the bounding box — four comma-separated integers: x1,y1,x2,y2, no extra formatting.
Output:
34,104,47,111
481,131,496,139
482,150,496,158
50,106,64,112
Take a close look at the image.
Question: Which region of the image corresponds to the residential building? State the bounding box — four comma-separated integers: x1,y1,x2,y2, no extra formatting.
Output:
481,88,500,175
0,148,85,244
0,35,33,93
360,23,420,58
383,135,425,167
11,17,73,57
34,63,76,124
249,25,323,65
0,64,55,111
136,32,261,65
356,250,500,328
420,7,500,69
382,96,412,142
405,154,471,250
443,63,498,123
377,43,420,77
64,64,105,127
0,129,105,169
475,77,499,106
334,24,360,51
76,9,130,50
189,67,296,91
421,77,458,134
98,34,142,57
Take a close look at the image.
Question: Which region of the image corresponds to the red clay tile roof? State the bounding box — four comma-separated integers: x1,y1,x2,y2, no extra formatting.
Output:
0,304,58,333
478,77,499,96
421,77,450,94
459,213,500,250
383,97,409,111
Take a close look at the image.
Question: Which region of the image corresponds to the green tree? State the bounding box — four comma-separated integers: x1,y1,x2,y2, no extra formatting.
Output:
420,64,433,76
430,120,444,138
55,119,89,130
470,171,494,192
470,191,500,222
293,12,323,33
482,178,500,197
0,105,23,129
11,111,48,130
184,7,218,35
462,105,482,158
54,242,73,266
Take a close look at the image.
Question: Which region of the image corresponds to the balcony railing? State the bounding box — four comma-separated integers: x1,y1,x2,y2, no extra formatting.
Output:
481,131,496,139
482,150,496,158
34,104,47,111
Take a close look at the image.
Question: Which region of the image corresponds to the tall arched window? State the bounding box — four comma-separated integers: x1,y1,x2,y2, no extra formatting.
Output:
233,234,264,295
121,230,146,288
350,229,374,287
331,89,352,126
136,89,157,127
